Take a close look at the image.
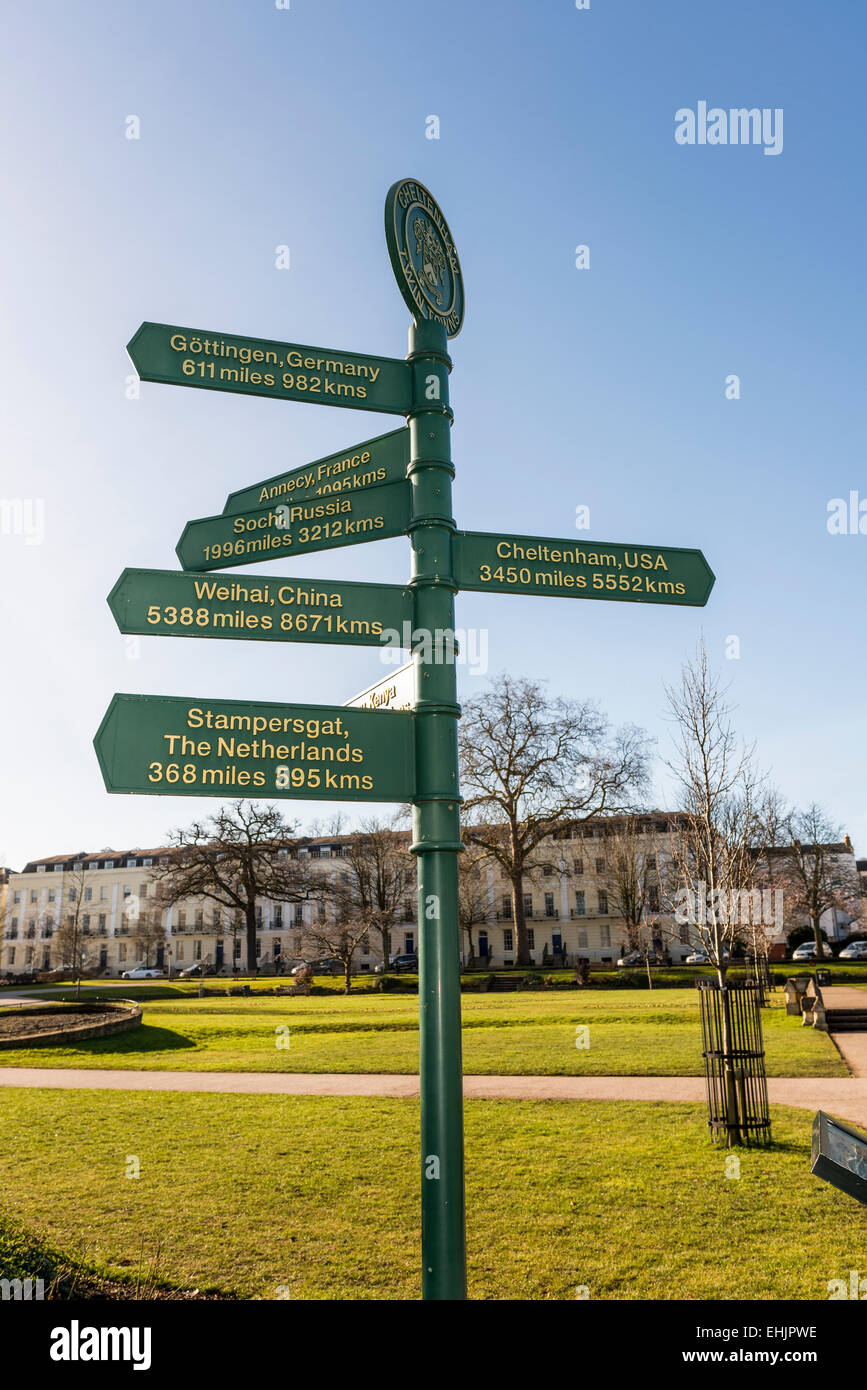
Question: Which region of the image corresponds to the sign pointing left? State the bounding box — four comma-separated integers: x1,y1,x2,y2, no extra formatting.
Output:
127,322,413,416
176,480,411,572
94,693,415,802
107,568,413,647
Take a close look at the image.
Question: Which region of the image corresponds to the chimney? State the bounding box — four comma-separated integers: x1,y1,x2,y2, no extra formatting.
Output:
844,834,853,851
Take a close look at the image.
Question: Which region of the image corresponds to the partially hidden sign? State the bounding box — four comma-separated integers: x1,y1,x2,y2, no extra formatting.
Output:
222,428,410,515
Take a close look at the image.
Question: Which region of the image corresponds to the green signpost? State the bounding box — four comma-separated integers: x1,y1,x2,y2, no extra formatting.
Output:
95,694,414,802
454,531,715,606
107,568,413,647
127,322,413,415
103,176,715,1302
222,427,410,515
176,480,411,572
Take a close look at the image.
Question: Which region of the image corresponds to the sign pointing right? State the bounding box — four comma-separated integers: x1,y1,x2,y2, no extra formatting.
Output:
453,531,715,606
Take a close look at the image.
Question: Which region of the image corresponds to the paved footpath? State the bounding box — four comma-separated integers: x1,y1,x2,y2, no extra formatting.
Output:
2,1067,867,1127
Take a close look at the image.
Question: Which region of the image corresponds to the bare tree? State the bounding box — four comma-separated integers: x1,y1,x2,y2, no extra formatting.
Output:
601,818,666,987
300,906,371,995
150,802,312,975
459,674,650,966
53,862,95,999
331,819,413,969
785,804,860,954
664,642,768,1146
664,644,766,979
458,851,491,964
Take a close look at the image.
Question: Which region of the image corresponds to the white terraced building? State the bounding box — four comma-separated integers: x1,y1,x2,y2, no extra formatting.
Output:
2,818,862,977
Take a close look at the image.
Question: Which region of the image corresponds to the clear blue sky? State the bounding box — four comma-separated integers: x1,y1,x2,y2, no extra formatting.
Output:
1,0,865,870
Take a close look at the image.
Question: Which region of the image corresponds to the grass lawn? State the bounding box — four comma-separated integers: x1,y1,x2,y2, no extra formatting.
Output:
0,988,846,1076
0,1088,859,1299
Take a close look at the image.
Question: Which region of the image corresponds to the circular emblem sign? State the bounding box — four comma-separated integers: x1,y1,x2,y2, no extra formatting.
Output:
384,179,465,337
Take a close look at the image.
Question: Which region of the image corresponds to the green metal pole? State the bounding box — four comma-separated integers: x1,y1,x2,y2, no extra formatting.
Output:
407,315,467,1300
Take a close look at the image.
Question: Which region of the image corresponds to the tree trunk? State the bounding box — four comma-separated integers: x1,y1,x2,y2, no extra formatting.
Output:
511,871,530,967
344,961,352,995
812,913,824,956
379,924,390,971
245,905,258,976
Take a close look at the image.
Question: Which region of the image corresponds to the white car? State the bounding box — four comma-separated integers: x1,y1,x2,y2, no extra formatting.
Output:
838,941,867,961
791,942,834,961
120,967,165,979
684,949,729,965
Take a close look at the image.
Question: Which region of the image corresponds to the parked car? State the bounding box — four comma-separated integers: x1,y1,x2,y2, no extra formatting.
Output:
616,951,644,967
838,940,867,961
684,949,730,965
120,966,165,979
791,942,834,961
389,954,419,973
177,962,206,977
308,957,344,976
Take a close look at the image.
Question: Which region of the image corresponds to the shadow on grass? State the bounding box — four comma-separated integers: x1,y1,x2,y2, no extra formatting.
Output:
33,1026,198,1058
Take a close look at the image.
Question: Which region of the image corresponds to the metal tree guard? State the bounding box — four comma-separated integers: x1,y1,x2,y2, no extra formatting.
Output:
698,980,771,1147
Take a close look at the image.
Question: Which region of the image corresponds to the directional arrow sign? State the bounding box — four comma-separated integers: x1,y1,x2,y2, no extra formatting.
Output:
95,694,415,802
177,480,411,572
346,660,415,712
127,322,413,415
223,427,410,515
108,568,413,648
453,532,715,606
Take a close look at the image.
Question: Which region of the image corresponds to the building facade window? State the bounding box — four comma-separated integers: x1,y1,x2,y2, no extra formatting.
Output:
544,892,555,918
598,891,608,914
523,894,533,918
595,858,606,874
577,928,588,948
600,925,611,947
527,928,535,950
503,929,514,952
575,891,585,916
